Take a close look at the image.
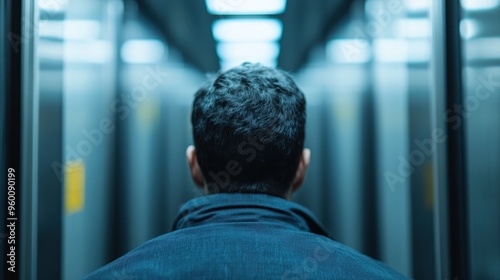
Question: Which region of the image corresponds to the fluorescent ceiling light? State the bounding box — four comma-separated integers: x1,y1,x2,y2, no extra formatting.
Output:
121,40,166,64
373,39,430,63
64,40,112,64
404,0,430,12
64,20,101,40
39,20,101,41
206,0,286,15
460,19,482,39
212,19,283,42
373,39,407,63
326,39,371,64
39,20,63,39
216,42,280,61
460,0,500,11
396,19,431,38
464,37,500,61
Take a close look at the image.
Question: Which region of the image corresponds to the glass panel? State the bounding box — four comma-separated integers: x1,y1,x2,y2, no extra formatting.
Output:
58,0,122,278
460,0,500,279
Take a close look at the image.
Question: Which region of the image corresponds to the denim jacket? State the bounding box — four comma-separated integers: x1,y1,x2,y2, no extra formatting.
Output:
85,193,408,279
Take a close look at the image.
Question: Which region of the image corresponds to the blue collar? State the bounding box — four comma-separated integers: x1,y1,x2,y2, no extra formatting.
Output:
173,193,334,240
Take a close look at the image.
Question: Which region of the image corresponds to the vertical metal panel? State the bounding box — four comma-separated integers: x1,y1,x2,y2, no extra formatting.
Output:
443,1,469,278
408,67,436,280
1,0,41,279
21,0,39,279
463,65,500,279
430,0,469,278
430,0,450,278
373,63,412,277
461,2,500,279
360,75,378,259
121,65,164,250
37,68,63,280
297,66,367,252
37,14,64,280
61,0,123,278
1,0,37,279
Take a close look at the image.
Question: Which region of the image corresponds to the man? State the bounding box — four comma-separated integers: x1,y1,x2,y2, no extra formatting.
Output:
85,63,407,279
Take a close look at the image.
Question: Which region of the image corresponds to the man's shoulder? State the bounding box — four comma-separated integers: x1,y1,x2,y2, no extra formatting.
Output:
85,228,408,279
287,234,408,279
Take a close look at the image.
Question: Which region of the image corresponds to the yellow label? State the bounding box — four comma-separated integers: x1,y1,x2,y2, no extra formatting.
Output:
137,98,160,130
65,160,85,214
424,163,434,209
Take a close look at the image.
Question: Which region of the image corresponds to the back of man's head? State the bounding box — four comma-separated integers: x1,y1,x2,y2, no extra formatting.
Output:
191,62,306,197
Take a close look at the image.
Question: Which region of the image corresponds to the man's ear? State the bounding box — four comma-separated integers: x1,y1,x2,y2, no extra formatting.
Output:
290,148,311,194
186,145,204,187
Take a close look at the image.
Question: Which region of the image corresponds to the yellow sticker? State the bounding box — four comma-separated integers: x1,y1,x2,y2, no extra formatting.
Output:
138,98,160,130
424,162,434,210
65,160,85,214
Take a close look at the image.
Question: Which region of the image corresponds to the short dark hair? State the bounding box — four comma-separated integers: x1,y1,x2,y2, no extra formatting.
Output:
191,63,306,197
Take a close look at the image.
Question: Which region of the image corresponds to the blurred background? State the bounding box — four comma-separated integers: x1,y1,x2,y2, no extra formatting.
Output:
1,0,499,279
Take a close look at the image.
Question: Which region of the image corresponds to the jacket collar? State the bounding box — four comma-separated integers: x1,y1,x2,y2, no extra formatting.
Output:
173,193,334,240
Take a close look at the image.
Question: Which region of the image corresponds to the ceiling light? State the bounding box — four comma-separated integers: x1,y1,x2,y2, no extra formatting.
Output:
373,39,407,63
216,42,280,60
64,40,112,64
326,39,371,64
396,19,431,38
121,40,166,64
373,39,430,63
460,0,500,11
212,19,283,42
404,0,430,12
464,37,500,61
39,20,101,41
206,0,286,15
64,20,101,40
460,19,482,39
